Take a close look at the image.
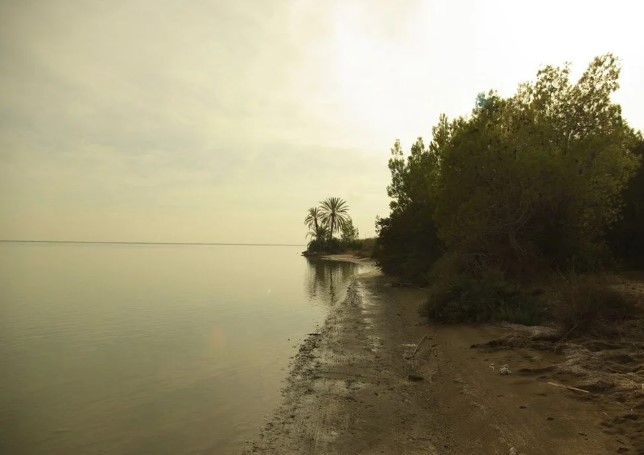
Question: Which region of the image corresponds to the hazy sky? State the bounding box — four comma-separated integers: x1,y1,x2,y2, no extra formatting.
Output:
1,0,643,243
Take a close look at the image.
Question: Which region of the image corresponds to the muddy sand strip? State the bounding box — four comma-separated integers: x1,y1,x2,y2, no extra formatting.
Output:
245,269,639,454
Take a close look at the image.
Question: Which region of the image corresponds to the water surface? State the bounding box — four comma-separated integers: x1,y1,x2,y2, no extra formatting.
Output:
0,242,361,454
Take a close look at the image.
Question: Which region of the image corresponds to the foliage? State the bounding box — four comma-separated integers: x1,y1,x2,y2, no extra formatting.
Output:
375,205,440,285
304,197,357,254
374,135,446,284
549,272,641,336
306,237,342,254
304,207,322,233
422,270,543,325
319,197,350,239
608,138,644,268
341,217,359,243
377,53,642,322
357,237,376,257
306,223,328,241
434,55,639,277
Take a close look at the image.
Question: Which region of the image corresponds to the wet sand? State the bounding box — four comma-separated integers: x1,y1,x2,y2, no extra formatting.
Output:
244,261,643,454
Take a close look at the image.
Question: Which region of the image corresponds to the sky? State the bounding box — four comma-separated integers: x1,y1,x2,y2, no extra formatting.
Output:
1,0,643,244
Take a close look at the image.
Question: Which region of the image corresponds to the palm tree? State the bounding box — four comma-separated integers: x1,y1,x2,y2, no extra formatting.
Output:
306,224,328,241
304,207,322,232
319,197,349,239
306,224,329,254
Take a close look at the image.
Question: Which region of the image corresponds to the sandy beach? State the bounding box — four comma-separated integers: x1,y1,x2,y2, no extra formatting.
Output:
244,258,644,454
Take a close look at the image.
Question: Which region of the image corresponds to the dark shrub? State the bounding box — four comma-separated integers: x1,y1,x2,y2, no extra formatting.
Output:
423,271,544,325
306,237,343,254
374,203,442,285
551,273,641,336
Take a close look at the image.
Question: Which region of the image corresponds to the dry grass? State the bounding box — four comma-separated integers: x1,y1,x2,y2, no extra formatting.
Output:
550,272,642,337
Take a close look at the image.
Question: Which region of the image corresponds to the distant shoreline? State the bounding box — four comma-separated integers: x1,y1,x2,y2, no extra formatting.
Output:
0,239,305,247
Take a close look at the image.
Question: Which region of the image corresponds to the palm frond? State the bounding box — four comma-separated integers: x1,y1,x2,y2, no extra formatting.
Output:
319,197,350,238
306,224,328,240
304,207,322,230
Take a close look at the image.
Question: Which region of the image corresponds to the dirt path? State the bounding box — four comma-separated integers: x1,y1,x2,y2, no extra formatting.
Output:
244,269,639,454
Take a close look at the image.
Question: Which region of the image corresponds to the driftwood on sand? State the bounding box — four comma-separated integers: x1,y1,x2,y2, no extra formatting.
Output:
547,381,591,394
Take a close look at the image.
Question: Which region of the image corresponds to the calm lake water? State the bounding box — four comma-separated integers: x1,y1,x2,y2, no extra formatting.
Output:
0,242,362,454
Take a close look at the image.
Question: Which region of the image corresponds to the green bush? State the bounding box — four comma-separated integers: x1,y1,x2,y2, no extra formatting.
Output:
342,239,362,251
306,237,343,254
608,139,644,269
422,272,544,325
307,237,377,256
357,237,376,257
374,203,442,285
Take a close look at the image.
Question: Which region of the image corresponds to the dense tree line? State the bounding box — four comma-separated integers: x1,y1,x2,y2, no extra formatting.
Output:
375,54,643,320
608,140,644,267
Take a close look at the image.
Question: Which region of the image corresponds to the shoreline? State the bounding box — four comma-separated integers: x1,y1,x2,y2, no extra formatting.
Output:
244,256,642,454
301,251,373,264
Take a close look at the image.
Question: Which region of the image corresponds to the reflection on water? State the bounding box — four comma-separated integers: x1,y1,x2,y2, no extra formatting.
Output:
305,258,360,305
0,243,362,455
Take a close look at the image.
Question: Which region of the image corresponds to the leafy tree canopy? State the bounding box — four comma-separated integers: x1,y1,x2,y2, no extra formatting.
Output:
377,54,641,284
319,197,350,239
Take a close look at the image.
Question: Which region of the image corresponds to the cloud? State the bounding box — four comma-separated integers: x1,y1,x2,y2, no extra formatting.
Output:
1,0,642,242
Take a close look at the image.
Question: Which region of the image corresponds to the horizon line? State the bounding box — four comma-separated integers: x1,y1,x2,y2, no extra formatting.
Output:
0,239,306,247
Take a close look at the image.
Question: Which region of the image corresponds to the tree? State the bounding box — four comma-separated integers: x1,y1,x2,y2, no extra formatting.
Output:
319,197,349,239
341,217,359,243
306,223,328,241
375,133,447,283
608,138,644,267
304,199,354,254
433,54,639,276
306,223,330,253
377,54,640,287
304,207,322,232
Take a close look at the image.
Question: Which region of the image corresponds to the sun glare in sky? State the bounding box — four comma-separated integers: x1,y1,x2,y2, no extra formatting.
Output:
1,0,642,243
